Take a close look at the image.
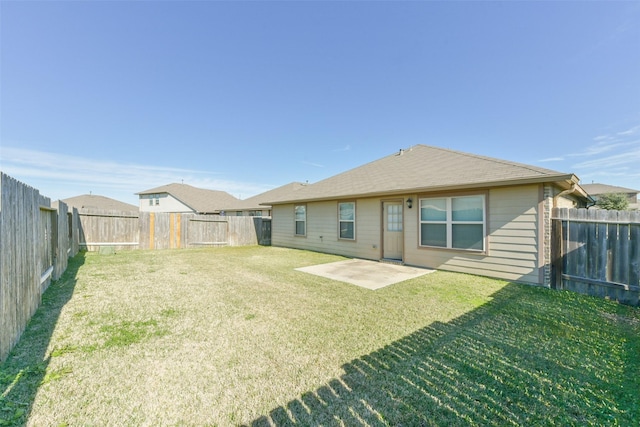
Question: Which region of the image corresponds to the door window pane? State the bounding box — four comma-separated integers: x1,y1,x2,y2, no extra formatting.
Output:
387,204,402,232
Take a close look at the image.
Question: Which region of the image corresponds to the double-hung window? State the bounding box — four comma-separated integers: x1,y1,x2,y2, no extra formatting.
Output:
294,205,306,236
420,195,485,251
338,202,355,240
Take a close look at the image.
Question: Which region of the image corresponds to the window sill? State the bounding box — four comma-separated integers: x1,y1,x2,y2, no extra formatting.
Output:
418,245,487,256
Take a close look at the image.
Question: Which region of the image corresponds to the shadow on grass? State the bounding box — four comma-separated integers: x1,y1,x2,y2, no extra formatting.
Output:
0,252,85,425
250,283,640,426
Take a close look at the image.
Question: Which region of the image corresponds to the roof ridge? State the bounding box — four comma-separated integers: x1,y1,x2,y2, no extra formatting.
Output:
582,183,639,193
416,144,562,175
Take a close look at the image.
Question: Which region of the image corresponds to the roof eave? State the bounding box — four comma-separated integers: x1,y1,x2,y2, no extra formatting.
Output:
267,174,581,205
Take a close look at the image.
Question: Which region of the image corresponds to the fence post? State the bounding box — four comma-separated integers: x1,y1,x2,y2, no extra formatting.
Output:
551,207,565,290
630,213,640,288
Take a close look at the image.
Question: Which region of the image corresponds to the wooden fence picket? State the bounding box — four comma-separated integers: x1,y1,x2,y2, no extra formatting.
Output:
553,207,640,306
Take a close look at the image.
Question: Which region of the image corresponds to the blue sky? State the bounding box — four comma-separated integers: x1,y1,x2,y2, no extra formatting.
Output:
1,1,639,206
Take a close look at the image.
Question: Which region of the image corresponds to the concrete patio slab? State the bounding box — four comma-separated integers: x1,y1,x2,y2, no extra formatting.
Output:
295,259,434,290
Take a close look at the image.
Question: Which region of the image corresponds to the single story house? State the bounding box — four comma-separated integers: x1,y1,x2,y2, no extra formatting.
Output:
136,183,240,214
581,183,639,210
226,182,307,217
264,145,591,287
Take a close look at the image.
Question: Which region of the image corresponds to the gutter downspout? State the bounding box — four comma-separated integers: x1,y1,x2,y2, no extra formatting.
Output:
556,183,577,200
555,182,596,208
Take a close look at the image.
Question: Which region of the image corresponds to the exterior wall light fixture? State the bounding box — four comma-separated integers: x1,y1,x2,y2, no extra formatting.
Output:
406,198,413,209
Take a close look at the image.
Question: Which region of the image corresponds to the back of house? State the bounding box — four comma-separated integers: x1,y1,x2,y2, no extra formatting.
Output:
265,145,590,286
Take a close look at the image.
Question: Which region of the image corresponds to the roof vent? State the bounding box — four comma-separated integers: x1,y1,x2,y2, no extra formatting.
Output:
398,148,404,156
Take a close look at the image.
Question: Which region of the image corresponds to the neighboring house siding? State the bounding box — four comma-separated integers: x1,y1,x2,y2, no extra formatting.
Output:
273,184,547,285
139,194,193,213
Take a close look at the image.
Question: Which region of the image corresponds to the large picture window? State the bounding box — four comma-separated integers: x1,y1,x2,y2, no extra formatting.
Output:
420,195,485,251
338,202,355,240
294,205,306,236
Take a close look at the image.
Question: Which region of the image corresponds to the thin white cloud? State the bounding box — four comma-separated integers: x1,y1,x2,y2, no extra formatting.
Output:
574,4,640,62
301,160,324,168
593,135,611,142
0,147,274,202
551,121,640,191
569,137,640,158
617,125,640,137
332,144,351,152
539,157,564,162
573,147,640,169
578,168,640,190
585,124,640,147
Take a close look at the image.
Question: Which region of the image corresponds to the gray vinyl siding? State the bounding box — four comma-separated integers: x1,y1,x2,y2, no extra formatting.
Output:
272,199,382,260
405,185,542,284
272,184,545,285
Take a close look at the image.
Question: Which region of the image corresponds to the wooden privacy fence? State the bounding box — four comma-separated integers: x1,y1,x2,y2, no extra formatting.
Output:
552,208,640,306
0,173,77,361
78,209,140,252
169,214,270,248
79,210,272,250
0,172,271,360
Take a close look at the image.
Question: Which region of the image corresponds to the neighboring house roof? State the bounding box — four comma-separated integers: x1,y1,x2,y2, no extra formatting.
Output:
136,183,240,214
62,194,138,211
265,145,587,204
581,183,639,196
237,182,307,210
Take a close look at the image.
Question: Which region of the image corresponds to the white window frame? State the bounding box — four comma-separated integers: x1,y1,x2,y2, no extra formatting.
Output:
338,201,356,240
294,204,306,236
419,195,486,251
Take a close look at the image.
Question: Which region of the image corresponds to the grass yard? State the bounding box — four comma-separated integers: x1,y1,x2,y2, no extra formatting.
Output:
1,246,639,426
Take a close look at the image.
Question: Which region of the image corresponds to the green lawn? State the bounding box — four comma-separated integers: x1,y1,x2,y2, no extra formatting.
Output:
1,246,638,426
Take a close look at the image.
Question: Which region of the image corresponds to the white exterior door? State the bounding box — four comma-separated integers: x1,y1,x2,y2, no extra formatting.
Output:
383,201,403,260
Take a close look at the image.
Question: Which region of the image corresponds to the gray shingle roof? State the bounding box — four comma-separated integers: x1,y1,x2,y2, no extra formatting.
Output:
266,145,581,204
62,194,138,211
136,183,240,213
581,183,639,195
237,182,307,209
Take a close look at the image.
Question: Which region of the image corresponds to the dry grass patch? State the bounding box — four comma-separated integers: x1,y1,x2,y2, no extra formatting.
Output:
1,246,638,426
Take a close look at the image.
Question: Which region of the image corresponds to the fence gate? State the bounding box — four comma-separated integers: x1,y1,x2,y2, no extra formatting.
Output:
552,208,640,306
258,218,271,246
